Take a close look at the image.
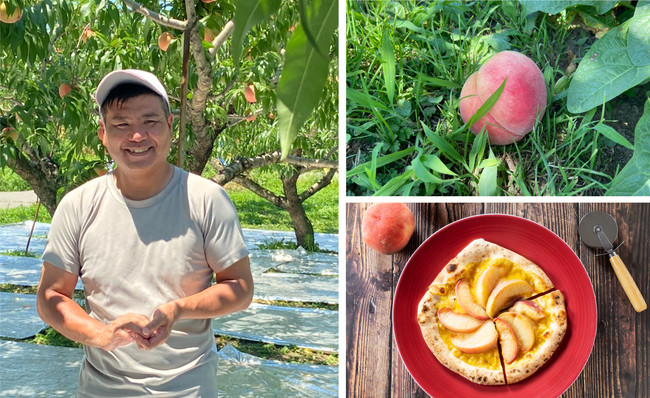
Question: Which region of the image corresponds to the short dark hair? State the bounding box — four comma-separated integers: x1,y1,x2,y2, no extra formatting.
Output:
100,83,170,119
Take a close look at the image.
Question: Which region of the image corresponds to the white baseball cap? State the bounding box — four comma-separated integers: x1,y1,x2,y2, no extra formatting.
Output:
95,69,169,112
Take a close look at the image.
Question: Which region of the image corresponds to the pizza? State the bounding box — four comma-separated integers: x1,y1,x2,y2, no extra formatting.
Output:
417,239,568,385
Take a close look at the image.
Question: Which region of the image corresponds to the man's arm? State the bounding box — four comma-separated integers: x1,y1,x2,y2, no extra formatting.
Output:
37,261,149,351
139,256,254,349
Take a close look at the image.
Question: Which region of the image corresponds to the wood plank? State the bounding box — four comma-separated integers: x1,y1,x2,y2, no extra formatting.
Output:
389,203,483,397
346,203,394,397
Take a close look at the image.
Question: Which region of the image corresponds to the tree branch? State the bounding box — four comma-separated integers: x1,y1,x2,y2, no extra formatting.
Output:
209,20,234,57
123,0,187,30
232,175,285,208
298,167,337,202
285,153,337,170
209,152,282,185
209,150,338,185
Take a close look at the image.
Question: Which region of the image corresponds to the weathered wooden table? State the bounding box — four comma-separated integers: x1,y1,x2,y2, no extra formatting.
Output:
346,202,649,397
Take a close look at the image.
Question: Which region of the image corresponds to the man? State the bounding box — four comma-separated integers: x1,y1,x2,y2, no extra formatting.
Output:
37,69,253,397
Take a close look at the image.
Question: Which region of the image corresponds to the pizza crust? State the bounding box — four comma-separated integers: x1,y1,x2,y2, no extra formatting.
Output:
504,291,568,383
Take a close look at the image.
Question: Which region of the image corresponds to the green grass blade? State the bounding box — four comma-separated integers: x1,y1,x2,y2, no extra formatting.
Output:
464,77,507,131
478,148,499,196
412,152,447,183
469,130,488,172
420,121,465,165
381,28,396,104
594,122,635,150
415,72,462,89
373,169,414,196
346,87,390,112
347,147,416,178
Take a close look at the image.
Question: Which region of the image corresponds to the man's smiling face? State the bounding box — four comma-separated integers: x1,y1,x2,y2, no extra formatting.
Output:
98,93,173,174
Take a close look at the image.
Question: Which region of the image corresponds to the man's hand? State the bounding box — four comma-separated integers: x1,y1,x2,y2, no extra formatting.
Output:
135,302,180,350
94,313,151,351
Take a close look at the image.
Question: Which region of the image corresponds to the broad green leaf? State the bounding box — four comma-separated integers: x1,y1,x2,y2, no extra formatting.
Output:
381,28,396,104
567,20,650,114
478,148,499,196
593,123,635,150
347,147,416,178
606,97,650,196
276,0,337,159
231,0,282,67
628,0,650,66
297,0,325,58
519,0,618,16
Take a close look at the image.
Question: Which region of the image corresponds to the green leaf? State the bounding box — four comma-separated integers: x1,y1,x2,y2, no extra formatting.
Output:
373,169,414,196
346,88,390,112
478,148,499,196
606,97,650,195
347,147,416,178
464,77,506,132
415,72,462,89
567,20,650,114
422,154,457,176
469,130,488,172
519,0,618,16
412,151,446,183
420,121,465,165
628,0,650,66
381,28,396,104
593,123,635,150
276,0,337,159
231,0,282,67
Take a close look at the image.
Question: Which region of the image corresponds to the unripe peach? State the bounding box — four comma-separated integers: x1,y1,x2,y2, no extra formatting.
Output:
0,2,21,24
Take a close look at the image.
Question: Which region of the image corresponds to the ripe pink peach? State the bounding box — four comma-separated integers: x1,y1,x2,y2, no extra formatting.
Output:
459,51,547,145
362,203,414,255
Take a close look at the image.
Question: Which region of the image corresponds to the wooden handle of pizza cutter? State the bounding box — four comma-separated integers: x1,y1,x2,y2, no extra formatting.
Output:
610,255,647,312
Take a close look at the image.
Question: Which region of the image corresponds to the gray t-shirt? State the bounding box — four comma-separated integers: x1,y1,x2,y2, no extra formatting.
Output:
42,166,250,397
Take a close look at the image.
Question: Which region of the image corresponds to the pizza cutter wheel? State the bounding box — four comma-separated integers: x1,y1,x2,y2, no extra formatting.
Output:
579,211,647,312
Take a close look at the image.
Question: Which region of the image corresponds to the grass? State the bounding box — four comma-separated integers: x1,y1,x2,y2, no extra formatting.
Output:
223,169,339,234
346,0,636,196
0,168,31,191
0,203,52,224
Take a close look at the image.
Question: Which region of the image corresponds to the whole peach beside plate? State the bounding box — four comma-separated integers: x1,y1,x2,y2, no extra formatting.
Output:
459,51,547,145
362,203,414,255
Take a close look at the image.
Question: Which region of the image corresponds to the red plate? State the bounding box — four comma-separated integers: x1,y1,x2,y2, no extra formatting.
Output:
393,214,597,398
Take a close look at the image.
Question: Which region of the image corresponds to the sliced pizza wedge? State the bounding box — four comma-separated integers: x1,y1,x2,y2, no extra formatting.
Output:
419,293,505,385
498,291,568,384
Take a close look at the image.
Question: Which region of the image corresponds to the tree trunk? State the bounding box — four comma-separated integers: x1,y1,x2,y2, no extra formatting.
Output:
281,167,316,250
9,149,60,217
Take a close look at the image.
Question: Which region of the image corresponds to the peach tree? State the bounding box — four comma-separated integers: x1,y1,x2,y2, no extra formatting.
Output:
0,0,337,249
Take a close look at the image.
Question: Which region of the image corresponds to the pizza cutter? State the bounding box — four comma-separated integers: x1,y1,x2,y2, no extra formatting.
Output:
579,211,647,312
